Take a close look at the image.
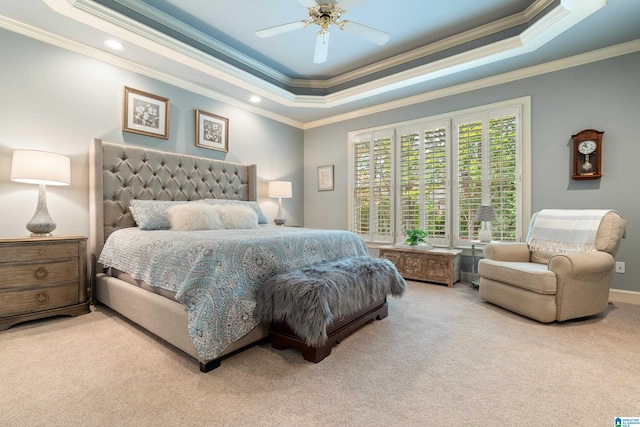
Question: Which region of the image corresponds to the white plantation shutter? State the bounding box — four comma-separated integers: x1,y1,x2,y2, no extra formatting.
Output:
488,110,519,241
455,117,484,244
349,131,394,243
352,134,371,238
423,124,449,244
397,121,449,246
372,132,393,241
454,106,521,246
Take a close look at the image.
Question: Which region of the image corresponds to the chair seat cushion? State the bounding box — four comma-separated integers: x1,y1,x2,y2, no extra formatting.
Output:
478,260,556,295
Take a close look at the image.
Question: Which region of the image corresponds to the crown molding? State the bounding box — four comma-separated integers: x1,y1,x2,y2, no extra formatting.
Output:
105,0,292,86
0,13,304,129
290,0,557,90
2,0,625,129
303,39,640,129
91,0,557,91
50,0,604,110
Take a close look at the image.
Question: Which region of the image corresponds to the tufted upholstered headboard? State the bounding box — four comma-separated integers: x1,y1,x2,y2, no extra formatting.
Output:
89,138,257,273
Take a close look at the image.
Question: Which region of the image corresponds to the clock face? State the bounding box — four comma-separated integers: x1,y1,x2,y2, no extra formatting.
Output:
578,140,597,155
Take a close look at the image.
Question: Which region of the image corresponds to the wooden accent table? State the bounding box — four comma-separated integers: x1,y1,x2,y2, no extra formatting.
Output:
379,245,462,287
0,236,90,330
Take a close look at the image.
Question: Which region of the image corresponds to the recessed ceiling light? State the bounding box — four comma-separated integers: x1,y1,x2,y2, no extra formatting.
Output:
104,39,125,50
249,96,262,103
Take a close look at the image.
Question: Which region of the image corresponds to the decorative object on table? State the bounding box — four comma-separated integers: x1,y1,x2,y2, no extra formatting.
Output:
317,165,334,191
475,205,497,242
268,181,292,226
405,228,427,246
10,149,71,236
123,86,169,139
571,129,603,180
195,109,229,152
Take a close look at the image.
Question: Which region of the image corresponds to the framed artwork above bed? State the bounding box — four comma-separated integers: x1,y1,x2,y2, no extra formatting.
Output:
196,109,229,152
123,87,169,139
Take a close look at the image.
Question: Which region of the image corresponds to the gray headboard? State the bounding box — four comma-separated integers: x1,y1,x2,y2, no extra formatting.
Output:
89,138,257,273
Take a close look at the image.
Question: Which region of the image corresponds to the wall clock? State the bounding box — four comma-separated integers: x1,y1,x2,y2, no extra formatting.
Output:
572,129,604,180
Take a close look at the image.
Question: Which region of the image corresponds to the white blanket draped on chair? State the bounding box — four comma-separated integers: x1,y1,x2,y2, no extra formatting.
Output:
526,209,615,253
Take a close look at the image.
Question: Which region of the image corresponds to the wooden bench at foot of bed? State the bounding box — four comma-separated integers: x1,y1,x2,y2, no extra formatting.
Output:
256,256,406,363
270,297,388,363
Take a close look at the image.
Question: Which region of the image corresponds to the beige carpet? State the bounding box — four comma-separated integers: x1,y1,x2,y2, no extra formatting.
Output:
1,281,639,427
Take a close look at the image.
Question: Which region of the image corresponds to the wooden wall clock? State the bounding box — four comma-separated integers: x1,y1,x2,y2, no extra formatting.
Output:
572,129,604,180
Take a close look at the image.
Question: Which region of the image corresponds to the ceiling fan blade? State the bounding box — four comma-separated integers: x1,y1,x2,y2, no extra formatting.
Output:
298,0,319,8
314,31,330,64
255,21,307,38
336,0,365,10
341,21,390,45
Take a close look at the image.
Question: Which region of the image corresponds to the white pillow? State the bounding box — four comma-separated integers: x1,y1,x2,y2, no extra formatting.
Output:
212,205,259,229
167,203,225,231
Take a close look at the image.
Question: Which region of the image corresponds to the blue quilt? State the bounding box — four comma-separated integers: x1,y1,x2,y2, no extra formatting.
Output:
98,226,368,360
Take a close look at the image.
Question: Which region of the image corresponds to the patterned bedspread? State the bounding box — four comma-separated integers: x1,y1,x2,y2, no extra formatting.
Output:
98,226,368,360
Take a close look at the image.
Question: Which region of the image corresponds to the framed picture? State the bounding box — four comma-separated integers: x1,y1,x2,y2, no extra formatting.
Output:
195,109,229,152
123,87,169,139
318,165,334,191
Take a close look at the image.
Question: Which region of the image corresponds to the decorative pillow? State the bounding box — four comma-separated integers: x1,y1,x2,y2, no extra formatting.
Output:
167,203,225,231
203,199,268,224
212,205,260,229
129,200,203,230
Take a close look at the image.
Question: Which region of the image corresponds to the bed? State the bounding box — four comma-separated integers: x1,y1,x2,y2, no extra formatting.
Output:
89,139,368,372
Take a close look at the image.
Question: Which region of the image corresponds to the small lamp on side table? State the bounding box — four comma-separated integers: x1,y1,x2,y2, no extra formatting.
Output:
475,205,496,243
268,181,292,226
11,149,71,237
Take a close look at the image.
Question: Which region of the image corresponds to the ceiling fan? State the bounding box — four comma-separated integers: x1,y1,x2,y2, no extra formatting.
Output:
255,0,390,64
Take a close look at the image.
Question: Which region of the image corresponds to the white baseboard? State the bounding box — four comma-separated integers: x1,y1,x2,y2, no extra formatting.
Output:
609,289,640,305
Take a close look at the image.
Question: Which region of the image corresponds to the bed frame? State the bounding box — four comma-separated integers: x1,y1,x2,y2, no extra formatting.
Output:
89,139,269,372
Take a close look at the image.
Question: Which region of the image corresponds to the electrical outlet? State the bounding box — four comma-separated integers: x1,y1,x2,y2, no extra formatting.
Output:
615,262,625,274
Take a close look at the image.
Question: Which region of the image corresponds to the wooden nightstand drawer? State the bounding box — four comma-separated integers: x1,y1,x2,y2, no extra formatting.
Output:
0,283,79,316
0,242,78,263
0,258,79,290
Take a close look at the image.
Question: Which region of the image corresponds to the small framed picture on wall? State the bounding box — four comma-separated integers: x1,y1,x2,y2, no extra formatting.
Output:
123,87,169,139
318,165,334,191
195,109,229,152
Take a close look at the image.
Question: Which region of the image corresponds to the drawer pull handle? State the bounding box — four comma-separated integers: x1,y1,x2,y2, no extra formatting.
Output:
35,292,49,304
34,267,48,279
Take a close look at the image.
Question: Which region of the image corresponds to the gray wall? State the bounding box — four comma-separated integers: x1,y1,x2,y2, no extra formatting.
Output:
0,29,304,240
304,51,640,292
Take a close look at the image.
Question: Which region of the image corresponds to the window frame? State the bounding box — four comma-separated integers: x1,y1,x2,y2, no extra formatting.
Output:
347,96,531,248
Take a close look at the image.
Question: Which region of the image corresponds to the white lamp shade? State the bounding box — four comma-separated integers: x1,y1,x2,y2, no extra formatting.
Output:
11,150,71,186
268,181,292,198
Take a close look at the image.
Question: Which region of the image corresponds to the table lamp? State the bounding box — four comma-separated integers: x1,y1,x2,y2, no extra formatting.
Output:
268,181,292,226
11,149,71,236
475,205,496,242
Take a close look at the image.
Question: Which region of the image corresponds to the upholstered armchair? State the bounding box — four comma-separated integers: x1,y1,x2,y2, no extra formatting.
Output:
478,210,627,323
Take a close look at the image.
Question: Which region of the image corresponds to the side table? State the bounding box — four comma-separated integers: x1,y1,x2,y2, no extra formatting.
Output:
379,245,462,287
0,235,90,330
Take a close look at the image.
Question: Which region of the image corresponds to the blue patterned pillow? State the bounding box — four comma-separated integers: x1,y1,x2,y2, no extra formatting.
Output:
130,200,203,230
202,199,268,224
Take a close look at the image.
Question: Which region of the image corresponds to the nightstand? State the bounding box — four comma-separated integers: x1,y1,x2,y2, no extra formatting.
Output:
0,236,90,330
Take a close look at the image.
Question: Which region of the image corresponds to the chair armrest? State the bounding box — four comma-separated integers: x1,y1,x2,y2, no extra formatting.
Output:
483,243,531,262
548,251,615,276
548,251,615,321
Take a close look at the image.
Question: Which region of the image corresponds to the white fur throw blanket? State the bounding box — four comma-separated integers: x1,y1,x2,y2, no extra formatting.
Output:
256,256,406,347
527,209,613,253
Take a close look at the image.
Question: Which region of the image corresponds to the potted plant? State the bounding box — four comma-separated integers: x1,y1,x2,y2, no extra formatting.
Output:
405,228,427,246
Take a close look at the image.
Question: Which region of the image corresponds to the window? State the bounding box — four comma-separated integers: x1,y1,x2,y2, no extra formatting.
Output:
348,98,530,247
